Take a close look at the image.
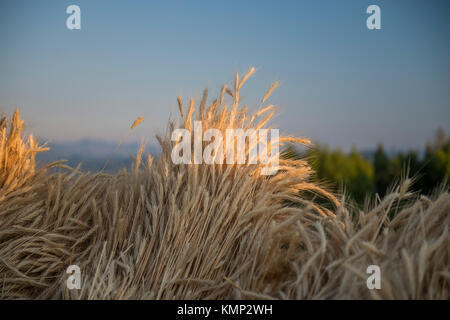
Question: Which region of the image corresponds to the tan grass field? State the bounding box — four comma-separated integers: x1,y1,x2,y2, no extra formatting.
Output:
0,69,449,299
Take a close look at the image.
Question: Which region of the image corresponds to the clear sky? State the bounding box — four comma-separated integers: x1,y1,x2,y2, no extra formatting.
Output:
0,0,449,150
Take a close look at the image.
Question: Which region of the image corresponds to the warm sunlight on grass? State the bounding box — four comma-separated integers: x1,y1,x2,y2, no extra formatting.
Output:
0,70,448,299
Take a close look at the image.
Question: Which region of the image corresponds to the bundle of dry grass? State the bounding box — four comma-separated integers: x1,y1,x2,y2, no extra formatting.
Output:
0,111,54,199
0,70,448,299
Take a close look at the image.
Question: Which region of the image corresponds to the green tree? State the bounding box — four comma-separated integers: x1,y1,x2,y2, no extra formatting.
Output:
421,129,450,193
373,144,391,196
285,128,450,205
307,146,374,203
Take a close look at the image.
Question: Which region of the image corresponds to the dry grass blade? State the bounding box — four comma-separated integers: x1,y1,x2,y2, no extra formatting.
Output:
262,81,279,104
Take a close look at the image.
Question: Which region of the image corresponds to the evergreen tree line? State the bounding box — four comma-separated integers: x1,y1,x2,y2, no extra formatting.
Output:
288,128,450,204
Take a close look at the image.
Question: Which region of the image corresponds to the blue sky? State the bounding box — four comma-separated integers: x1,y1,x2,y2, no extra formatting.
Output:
0,0,449,150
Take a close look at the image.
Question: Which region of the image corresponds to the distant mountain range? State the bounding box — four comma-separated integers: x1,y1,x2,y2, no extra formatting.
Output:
36,139,160,173
36,139,418,174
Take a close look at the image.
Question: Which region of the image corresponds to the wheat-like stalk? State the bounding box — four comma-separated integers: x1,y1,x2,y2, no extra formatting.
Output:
101,116,144,172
